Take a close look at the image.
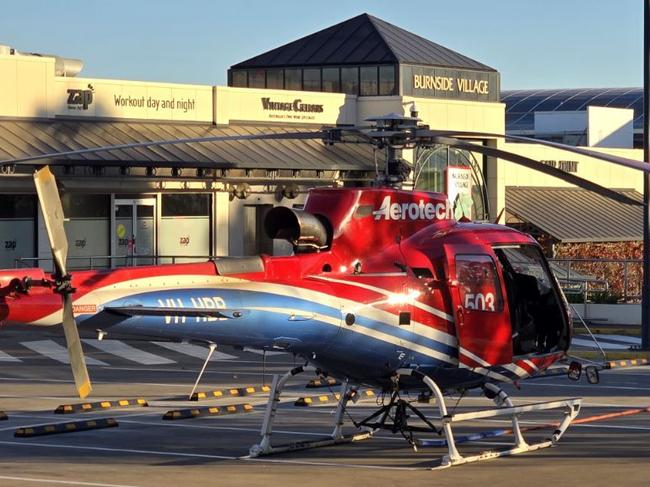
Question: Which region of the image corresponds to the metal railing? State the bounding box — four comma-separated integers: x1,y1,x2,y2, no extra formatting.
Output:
14,255,217,270
549,258,643,303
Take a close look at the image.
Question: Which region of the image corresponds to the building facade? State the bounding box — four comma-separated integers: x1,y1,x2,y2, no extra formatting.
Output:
0,14,644,270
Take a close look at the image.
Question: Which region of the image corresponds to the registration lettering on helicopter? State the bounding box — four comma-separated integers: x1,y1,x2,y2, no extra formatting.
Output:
156,296,227,324
372,196,452,221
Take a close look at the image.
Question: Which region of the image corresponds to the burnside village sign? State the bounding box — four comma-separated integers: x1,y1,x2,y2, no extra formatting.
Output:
402,66,500,102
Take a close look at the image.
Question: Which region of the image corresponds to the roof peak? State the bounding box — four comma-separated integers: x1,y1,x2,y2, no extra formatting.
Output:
231,14,496,72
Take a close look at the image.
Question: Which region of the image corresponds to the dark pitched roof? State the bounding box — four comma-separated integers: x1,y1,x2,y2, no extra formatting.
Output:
506,186,643,243
231,13,495,71
0,120,377,172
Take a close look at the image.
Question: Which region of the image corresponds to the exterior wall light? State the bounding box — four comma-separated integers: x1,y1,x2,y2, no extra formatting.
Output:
229,182,250,200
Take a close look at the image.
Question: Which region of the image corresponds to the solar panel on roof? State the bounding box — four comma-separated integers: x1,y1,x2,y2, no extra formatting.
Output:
502,87,645,132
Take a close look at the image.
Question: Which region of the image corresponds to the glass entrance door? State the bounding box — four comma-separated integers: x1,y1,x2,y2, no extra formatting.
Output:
114,198,156,266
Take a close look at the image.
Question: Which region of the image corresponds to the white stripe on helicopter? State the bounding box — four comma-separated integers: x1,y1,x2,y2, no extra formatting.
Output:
457,362,513,383
245,306,458,365
33,274,458,364
502,362,532,378
309,275,456,323
523,359,539,372
458,346,491,367
217,279,458,348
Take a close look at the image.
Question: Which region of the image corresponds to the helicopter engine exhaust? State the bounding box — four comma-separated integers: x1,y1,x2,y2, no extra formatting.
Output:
265,207,330,252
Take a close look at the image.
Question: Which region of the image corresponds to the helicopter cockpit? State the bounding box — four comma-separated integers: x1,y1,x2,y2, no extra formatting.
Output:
493,244,570,356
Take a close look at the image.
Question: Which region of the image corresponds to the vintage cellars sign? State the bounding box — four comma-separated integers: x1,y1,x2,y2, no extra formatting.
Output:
261,98,324,113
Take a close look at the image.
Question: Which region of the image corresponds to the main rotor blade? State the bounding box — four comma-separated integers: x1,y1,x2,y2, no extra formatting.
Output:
1,131,327,166
62,293,92,398
34,166,68,277
419,129,650,173
430,136,643,207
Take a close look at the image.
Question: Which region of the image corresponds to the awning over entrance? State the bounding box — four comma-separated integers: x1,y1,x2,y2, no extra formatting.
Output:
506,186,643,243
0,119,377,171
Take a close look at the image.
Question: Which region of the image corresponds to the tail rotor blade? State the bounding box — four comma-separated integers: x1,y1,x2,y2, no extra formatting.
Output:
62,293,92,398
34,165,91,398
33,166,68,277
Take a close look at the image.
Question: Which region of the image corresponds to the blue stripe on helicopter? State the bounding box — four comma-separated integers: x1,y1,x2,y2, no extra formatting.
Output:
90,288,458,362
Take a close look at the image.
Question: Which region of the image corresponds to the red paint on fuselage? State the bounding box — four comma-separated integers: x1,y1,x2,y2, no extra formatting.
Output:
0,187,570,380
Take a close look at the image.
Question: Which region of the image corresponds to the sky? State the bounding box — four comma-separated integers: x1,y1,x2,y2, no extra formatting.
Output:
0,0,644,90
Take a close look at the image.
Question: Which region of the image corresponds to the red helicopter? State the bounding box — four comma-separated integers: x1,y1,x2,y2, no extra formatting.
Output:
0,114,645,467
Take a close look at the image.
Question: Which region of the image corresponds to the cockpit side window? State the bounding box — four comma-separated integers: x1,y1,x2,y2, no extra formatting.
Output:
455,254,503,313
493,244,568,355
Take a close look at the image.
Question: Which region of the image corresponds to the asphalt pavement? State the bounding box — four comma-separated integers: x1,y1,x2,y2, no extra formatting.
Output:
0,327,648,487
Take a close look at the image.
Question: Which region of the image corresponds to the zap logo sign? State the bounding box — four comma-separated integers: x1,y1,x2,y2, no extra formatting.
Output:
67,84,94,110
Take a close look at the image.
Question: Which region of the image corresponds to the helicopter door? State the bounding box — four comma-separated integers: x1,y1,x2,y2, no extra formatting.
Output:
445,246,512,367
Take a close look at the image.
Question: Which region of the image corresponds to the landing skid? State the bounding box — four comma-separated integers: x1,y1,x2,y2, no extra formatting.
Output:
246,366,582,467
396,368,582,468
247,365,372,458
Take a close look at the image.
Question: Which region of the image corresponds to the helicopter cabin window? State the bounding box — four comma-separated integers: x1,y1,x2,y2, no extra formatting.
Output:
493,245,568,355
456,255,503,312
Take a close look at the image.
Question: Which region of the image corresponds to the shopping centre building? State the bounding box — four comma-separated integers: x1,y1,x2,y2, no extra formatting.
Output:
0,13,644,269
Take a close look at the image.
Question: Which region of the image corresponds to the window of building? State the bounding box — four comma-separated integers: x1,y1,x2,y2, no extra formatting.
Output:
303,68,321,91
0,195,35,268
379,65,396,96
161,194,210,217
285,68,302,90
322,67,340,93
231,70,247,88
160,194,211,263
61,194,110,269
266,69,284,89
414,145,489,220
341,67,359,95
360,66,378,96
456,254,503,312
248,69,265,88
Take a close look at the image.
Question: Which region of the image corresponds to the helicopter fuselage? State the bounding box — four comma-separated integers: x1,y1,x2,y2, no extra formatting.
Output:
0,187,571,391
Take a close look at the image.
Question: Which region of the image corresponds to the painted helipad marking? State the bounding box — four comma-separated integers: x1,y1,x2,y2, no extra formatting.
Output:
571,338,630,350
594,334,641,345
243,347,286,356
21,340,108,366
117,418,407,441
83,339,175,365
0,350,21,362
152,342,237,361
105,366,288,376
525,381,650,391
0,475,143,487
0,440,423,471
